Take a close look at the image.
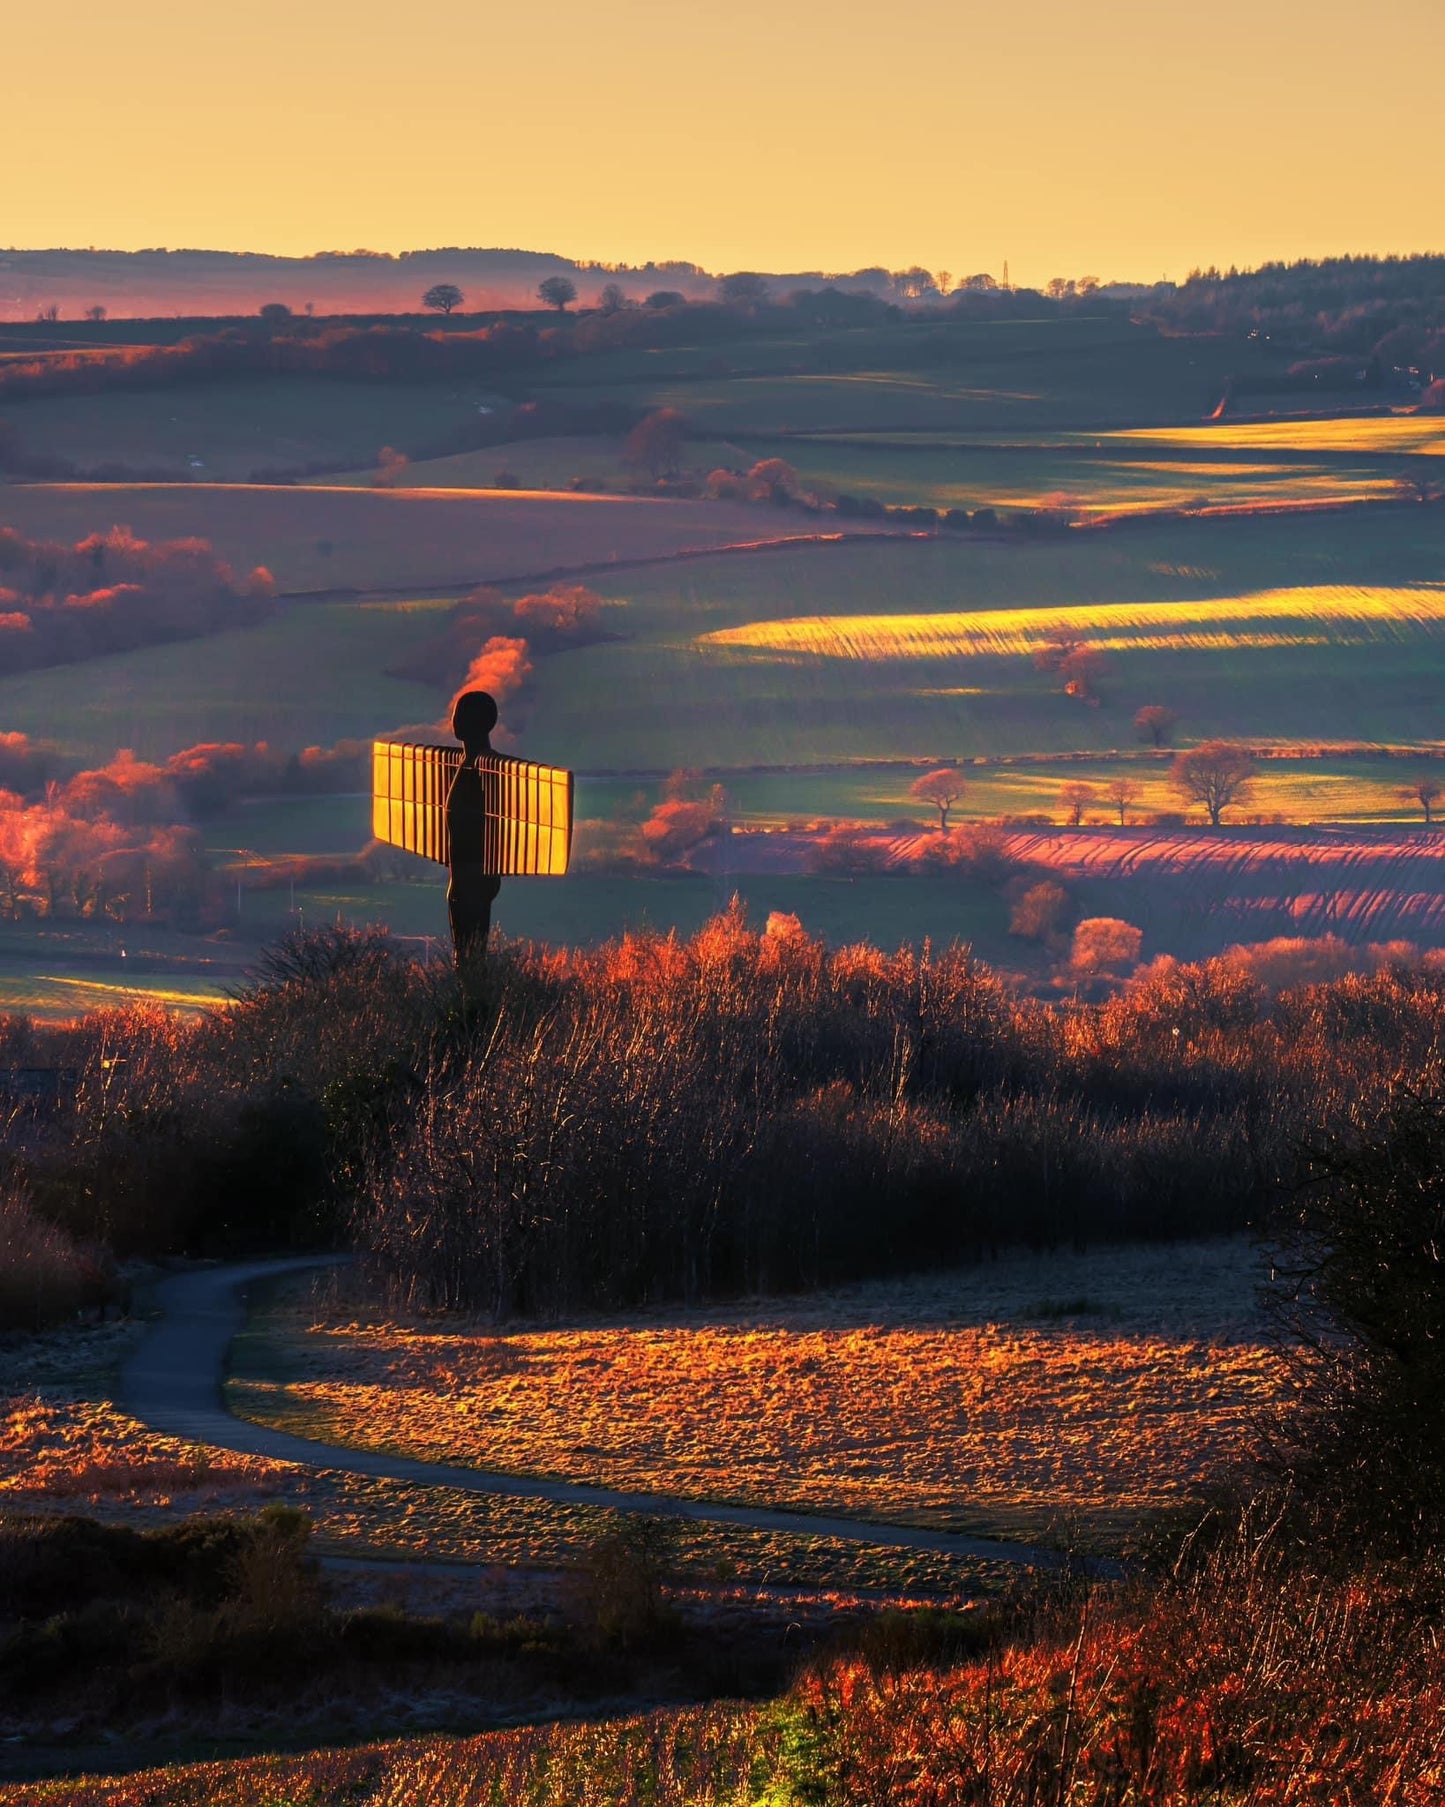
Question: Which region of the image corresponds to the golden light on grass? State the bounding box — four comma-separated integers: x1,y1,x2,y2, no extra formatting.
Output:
237,1248,1284,1548
1104,417,1445,456
701,584,1445,662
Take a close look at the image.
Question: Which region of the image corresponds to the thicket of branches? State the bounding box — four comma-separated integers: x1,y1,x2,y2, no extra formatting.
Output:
4,912,1442,1330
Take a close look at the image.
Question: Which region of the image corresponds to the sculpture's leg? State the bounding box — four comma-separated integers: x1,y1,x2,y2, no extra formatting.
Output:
447,865,502,966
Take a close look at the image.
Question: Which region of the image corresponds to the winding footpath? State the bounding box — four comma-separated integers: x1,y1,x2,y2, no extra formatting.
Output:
121,1258,1104,1574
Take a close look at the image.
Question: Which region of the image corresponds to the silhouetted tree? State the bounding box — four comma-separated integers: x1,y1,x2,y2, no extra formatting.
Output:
596,283,628,315
1404,776,1442,826
422,283,464,316
84,305,107,323
645,290,687,310
909,767,965,831
1171,741,1258,826
258,302,291,323
718,273,770,309
538,276,578,313
1106,776,1141,825
1059,781,1095,826
1135,704,1179,748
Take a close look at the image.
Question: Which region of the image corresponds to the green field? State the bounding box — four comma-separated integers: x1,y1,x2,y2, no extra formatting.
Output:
334,431,1406,521
2,314,1444,1008
528,315,1286,432
3,508,1442,774
0,377,512,480
0,481,793,595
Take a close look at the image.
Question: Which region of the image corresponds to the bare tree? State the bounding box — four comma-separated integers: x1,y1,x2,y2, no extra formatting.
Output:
1135,704,1179,748
1404,776,1442,826
1106,777,1141,825
1170,741,1257,826
422,283,464,316
538,276,578,313
909,767,965,831
1059,781,1095,826
84,305,107,323
596,283,628,315
36,304,59,323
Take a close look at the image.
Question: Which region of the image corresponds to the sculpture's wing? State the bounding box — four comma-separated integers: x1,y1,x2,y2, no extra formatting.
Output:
372,743,574,876
475,753,574,876
372,741,461,866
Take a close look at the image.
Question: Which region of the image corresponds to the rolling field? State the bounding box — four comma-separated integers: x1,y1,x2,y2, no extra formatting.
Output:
736,438,1405,516
0,378,511,480
529,315,1283,433
233,1242,1279,1550
0,599,445,759
524,514,1445,771
336,433,1406,520
0,482,827,595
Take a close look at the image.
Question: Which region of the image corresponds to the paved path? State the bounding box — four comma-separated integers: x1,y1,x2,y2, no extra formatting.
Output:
121,1258,1109,1575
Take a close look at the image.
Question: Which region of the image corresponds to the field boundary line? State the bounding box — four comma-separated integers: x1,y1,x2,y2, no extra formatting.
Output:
273,526,926,603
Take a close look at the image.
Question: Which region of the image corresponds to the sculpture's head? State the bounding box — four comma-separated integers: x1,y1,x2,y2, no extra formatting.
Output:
451,689,498,758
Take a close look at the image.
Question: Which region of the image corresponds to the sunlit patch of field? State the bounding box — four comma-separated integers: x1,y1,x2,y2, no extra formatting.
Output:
1103,415,1445,456
701,584,1445,662
0,974,227,1018
1,1321,994,1594
234,1242,1283,1549
772,440,1400,517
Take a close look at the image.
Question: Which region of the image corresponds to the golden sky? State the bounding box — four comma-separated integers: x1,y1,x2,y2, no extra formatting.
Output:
7,0,1441,285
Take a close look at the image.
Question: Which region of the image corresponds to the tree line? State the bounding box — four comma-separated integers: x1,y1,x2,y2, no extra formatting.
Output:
0,526,275,672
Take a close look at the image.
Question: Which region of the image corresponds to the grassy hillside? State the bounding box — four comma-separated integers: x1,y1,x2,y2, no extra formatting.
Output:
0,378,512,480
528,315,1286,432
0,482,820,593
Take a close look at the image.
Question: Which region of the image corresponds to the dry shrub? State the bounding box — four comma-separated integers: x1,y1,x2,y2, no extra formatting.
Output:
0,1188,110,1330
781,1520,1445,1805
570,1518,679,1650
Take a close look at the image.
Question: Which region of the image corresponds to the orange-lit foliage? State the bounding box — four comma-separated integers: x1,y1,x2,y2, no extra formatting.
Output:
787,1539,1445,1805
0,525,274,671
0,738,369,926
391,582,607,691
9,1532,1441,1805
453,635,533,714
1070,917,1144,977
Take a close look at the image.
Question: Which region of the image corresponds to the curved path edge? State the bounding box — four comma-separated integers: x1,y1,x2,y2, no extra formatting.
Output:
121,1258,1117,1576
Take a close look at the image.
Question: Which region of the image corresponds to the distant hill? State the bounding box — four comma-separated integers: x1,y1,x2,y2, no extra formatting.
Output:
0,249,920,322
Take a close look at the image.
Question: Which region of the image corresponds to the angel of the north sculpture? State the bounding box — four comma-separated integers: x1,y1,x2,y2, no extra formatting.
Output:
372,690,573,960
